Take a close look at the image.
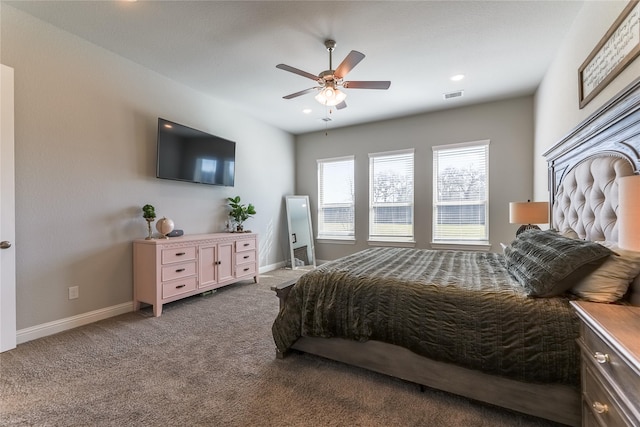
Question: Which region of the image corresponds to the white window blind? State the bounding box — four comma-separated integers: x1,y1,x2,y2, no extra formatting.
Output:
369,149,414,242
317,156,355,239
432,140,489,242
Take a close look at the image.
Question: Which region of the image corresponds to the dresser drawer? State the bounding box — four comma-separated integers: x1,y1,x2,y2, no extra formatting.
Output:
582,363,629,427
236,262,256,278
161,261,197,282
162,276,197,299
236,250,256,265
236,239,256,252
581,326,640,415
161,246,196,264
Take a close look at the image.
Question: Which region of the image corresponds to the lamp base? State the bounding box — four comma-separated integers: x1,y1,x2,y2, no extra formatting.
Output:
516,224,541,236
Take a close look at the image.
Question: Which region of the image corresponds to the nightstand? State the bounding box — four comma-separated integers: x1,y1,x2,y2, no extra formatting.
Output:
571,301,640,426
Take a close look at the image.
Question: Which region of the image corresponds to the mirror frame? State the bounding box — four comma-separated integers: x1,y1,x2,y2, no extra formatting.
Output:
285,195,316,269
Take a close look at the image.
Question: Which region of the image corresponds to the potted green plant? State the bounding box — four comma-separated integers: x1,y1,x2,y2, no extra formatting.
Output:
142,204,156,240
227,196,256,232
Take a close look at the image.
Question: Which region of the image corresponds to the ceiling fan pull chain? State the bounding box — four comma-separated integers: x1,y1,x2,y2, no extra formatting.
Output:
325,106,331,136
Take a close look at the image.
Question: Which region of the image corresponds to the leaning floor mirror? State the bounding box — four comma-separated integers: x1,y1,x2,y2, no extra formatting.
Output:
285,195,316,269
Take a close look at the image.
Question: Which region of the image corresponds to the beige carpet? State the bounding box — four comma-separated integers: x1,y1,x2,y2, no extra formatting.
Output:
0,269,562,426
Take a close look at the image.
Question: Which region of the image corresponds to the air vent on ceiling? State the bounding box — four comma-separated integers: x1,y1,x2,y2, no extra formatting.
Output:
320,117,332,122
443,90,464,100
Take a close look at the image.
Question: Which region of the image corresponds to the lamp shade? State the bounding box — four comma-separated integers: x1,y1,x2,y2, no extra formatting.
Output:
618,175,640,251
509,201,549,224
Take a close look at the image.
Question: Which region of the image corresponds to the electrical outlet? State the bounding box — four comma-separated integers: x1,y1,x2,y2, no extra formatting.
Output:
68,286,79,300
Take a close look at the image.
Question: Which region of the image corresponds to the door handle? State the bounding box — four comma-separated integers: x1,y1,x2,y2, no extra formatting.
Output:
0,241,11,249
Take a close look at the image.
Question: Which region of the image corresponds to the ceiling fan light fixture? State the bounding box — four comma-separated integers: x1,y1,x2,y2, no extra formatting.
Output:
315,87,347,106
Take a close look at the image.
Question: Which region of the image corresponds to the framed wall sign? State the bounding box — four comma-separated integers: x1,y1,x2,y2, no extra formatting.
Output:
578,1,640,109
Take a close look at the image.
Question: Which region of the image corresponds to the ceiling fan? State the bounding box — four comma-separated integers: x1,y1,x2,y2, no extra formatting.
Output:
276,39,391,110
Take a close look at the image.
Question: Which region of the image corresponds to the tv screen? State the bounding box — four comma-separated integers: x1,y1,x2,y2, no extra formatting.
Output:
156,118,236,186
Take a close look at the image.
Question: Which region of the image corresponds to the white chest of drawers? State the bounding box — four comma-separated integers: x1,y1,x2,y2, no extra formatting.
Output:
133,233,259,316
571,301,640,427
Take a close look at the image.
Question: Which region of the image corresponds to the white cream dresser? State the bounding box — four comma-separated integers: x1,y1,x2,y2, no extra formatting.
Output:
133,233,259,316
572,301,640,426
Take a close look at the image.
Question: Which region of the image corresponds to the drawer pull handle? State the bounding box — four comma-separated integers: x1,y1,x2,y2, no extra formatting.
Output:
175,268,186,273
594,352,609,364
244,255,250,259
244,268,250,272
176,252,186,256
244,243,250,247
592,402,608,414
176,284,186,289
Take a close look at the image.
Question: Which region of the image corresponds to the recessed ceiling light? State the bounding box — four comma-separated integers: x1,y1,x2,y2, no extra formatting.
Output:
302,108,312,114
450,74,465,81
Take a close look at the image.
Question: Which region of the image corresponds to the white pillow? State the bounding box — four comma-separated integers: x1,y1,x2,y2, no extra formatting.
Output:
571,241,640,302
561,228,580,239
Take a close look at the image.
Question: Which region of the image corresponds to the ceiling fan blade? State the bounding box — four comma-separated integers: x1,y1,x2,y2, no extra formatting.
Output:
334,50,365,79
336,101,347,110
343,81,391,90
276,64,319,81
283,87,318,99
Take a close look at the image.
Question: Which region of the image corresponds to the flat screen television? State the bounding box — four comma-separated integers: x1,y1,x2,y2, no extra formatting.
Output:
156,118,236,186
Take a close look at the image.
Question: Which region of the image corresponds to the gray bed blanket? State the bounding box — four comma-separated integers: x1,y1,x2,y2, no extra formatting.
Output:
272,247,580,386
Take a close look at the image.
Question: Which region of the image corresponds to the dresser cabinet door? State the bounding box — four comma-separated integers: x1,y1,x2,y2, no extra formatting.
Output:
217,241,235,283
199,244,217,288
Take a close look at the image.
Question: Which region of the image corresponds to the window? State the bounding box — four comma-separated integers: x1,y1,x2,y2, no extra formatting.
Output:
369,149,414,242
317,156,355,240
432,140,489,243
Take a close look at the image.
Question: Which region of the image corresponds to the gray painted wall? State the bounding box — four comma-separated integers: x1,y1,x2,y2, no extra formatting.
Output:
2,5,295,330
295,96,535,262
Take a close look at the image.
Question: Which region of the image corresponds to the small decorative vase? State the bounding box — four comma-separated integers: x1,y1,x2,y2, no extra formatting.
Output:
156,217,175,239
236,223,244,233
145,218,155,240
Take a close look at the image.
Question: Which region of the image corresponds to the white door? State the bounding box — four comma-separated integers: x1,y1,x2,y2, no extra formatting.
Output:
0,64,16,352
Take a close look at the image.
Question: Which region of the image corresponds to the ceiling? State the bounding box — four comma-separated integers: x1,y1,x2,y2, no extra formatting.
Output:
5,1,585,135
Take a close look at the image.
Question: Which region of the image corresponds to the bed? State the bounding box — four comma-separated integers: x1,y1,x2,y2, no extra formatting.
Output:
271,77,640,426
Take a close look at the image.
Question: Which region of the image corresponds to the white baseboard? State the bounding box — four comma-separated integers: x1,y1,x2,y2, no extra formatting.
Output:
260,261,287,272
17,302,133,344
16,261,287,345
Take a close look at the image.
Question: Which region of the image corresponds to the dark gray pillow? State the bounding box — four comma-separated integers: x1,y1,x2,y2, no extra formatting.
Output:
503,229,612,297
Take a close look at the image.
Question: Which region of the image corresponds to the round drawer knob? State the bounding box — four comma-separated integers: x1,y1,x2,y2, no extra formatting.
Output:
592,401,608,414
594,352,609,364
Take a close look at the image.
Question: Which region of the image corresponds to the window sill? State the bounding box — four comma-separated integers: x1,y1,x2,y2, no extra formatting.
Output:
430,241,491,252
367,240,416,248
316,238,356,245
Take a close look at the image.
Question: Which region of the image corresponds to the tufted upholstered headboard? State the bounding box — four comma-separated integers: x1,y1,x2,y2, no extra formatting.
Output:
545,77,640,305
551,155,634,242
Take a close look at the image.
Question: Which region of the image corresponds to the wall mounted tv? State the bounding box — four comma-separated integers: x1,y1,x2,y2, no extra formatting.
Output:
156,118,236,186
